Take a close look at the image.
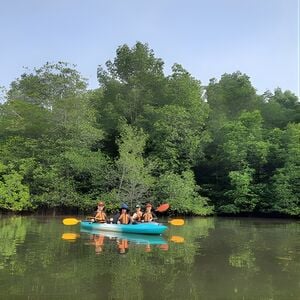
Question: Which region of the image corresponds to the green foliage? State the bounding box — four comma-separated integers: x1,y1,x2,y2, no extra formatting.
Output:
206,71,258,120
0,43,299,216
115,123,154,209
271,165,300,215
154,170,213,215
270,124,300,215
220,111,269,169
145,65,210,172
0,162,31,211
7,62,87,108
260,89,300,128
148,105,209,172
63,148,113,196
222,167,259,213
0,99,53,138
96,42,165,133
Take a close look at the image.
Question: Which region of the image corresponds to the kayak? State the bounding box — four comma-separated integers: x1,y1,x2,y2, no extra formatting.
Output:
80,229,167,245
80,220,168,235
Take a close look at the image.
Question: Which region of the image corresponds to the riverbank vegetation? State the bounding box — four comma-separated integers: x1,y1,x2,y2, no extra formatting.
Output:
0,42,299,216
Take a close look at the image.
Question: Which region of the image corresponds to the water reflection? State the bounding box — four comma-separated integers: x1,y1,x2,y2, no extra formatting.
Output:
61,232,80,241
0,216,299,299
80,229,169,254
0,216,28,271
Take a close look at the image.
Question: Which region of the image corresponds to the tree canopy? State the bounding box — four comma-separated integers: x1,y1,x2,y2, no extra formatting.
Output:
0,42,299,216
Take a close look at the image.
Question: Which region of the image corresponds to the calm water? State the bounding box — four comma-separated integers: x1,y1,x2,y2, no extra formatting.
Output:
0,216,299,300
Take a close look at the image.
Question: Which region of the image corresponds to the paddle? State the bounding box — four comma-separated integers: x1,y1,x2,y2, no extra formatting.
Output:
154,203,184,226
170,235,185,243
63,217,184,226
155,203,169,213
63,218,81,225
63,217,101,226
61,233,80,240
168,219,185,226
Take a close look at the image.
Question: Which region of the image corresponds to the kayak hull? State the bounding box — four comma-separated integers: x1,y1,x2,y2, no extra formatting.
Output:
80,221,167,235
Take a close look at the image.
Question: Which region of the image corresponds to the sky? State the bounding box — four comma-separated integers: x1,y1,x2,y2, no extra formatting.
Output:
0,0,299,97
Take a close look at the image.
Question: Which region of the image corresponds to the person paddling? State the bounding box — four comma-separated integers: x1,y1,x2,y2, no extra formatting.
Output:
91,201,108,223
142,203,157,222
115,203,132,224
132,204,143,223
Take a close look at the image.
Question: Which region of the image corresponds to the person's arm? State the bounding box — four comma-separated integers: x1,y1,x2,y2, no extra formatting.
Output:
91,211,100,222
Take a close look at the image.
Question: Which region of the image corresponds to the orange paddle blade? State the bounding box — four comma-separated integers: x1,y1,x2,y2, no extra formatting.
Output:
62,218,81,225
168,219,184,226
156,203,170,213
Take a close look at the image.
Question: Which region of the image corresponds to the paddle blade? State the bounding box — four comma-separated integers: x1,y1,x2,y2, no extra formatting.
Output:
62,218,80,225
61,233,80,241
156,203,170,213
170,235,185,243
168,219,185,226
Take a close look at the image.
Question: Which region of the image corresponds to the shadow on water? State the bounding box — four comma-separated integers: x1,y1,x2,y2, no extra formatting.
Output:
0,215,299,299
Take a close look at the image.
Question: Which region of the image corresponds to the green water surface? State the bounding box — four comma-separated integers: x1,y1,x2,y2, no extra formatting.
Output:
0,216,299,299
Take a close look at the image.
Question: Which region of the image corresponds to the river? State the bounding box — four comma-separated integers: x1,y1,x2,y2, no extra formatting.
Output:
0,216,299,299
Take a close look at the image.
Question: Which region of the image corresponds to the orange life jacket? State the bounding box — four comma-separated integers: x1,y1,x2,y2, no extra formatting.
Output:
143,212,153,222
118,213,130,224
95,211,107,223
133,211,143,222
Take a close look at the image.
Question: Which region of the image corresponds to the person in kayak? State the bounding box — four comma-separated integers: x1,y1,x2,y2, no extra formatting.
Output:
114,203,132,224
132,204,143,223
142,203,157,222
91,201,108,223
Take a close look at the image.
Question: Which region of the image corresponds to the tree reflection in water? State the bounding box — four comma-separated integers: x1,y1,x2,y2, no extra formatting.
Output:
0,216,299,300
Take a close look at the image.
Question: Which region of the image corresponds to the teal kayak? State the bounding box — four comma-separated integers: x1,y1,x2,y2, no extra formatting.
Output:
80,221,167,235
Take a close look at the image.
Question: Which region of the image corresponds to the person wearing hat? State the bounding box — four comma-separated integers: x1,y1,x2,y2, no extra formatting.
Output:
142,203,157,222
132,204,143,223
92,201,108,223
114,203,132,224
